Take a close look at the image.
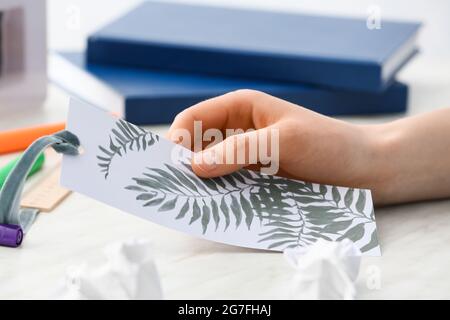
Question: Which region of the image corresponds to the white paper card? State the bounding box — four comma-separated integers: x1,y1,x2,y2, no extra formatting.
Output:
61,99,381,256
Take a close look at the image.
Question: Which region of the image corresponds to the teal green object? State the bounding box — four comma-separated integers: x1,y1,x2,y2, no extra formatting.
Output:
0,131,79,234
0,153,46,190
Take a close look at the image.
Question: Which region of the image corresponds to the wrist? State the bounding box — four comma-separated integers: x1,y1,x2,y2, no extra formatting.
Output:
357,122,400,205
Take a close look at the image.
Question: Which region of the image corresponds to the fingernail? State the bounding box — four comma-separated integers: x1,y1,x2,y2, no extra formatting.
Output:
194,149,218,172
170,134,182,144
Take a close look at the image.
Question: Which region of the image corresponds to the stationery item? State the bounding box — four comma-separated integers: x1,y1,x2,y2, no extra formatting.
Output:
0,224,23,248
0,129,79,247
87,1,420,92
61,99,381,255
50,52,408,125
21,168,71,212
0,122,66,154
0,152,45,189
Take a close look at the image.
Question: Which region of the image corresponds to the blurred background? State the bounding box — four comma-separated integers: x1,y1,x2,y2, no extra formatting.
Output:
47,0,450,120
44,0,450,128
48,0,450,58
2,0,450,129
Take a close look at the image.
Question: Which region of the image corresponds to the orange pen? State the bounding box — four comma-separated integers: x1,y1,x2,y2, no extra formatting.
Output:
0,122,66,154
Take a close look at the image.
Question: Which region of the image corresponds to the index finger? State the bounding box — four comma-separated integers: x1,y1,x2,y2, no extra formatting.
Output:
166,89,281,150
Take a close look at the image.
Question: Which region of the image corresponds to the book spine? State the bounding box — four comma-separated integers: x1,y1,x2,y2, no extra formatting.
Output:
124,83,407,125
87,37,383,92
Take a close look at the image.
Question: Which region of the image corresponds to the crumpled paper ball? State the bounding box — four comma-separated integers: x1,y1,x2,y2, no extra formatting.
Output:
284,239,361,300
58,238,163,300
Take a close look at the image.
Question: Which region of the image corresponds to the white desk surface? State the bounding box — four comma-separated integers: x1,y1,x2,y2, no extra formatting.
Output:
0,54,449,300
1,0,450,298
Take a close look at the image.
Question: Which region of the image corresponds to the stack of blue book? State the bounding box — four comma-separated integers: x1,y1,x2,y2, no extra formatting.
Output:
50,1,421,125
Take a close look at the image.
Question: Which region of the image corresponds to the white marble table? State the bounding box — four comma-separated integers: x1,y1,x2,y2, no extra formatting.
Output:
1,0,450,299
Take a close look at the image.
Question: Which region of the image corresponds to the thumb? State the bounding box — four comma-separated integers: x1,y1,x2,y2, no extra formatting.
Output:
191,127,279,178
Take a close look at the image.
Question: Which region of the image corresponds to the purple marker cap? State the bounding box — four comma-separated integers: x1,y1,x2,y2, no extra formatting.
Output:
0,224,23,248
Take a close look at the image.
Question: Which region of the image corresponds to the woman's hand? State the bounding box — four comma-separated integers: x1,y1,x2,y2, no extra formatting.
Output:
167,90,450,206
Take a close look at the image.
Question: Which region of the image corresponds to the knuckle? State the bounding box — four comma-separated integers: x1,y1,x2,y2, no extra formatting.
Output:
226,89,268,109
231,89,264,100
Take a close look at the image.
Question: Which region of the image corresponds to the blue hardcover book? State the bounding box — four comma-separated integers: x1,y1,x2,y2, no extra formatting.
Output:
50,52,408,125
87,1,420,92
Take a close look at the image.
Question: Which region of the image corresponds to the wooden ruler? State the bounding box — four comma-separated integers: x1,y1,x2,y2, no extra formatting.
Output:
21,169,71,212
